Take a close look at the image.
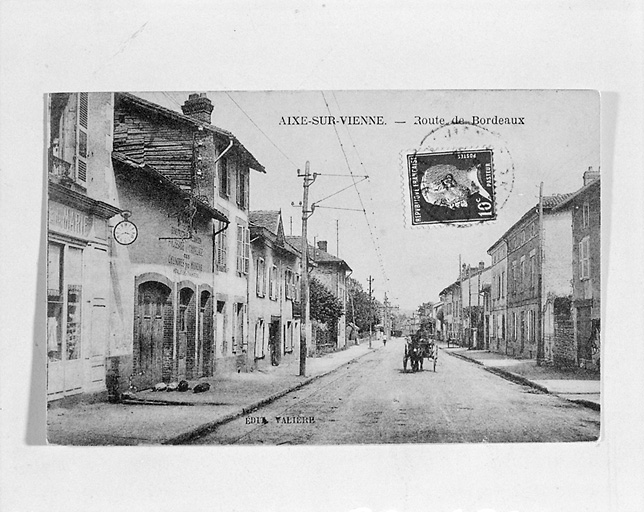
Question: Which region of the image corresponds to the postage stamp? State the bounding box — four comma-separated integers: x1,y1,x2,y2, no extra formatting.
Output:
407,148,496,225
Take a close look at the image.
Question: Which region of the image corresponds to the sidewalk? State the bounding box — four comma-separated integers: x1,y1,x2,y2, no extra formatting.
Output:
441,344,601,411
47,343,375,445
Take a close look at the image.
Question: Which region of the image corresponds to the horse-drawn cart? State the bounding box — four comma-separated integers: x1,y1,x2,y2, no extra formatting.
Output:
403,337,438,372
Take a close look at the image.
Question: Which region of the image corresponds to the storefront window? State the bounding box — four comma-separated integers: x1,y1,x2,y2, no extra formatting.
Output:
65,247,83,360
47,243,63,361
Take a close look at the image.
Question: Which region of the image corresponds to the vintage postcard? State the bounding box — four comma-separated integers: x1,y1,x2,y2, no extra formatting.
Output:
45,90,600,445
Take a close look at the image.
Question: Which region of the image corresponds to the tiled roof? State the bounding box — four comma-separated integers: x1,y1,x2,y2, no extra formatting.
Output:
285,236,351,271
112,151,229,223
116,92,265,173
249,210,280,234
542,193,574,208
552,178,600,211
486,193,575,253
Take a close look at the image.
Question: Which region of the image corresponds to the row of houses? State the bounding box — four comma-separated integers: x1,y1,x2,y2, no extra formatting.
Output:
46,91,351,403
435,169,601,370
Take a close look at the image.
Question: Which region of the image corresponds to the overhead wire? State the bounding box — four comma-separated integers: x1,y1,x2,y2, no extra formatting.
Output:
330,92,392,295
321,91,392,299
224,91,299,170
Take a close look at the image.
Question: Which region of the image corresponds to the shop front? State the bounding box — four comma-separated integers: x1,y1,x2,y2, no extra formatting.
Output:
47,184,120,401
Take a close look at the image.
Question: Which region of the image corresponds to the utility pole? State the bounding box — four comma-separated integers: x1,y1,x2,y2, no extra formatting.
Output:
297,161,317,377
468,264,472,349
383,293,390,341
367,275,374,348
537,181,544,366
336,219,339,257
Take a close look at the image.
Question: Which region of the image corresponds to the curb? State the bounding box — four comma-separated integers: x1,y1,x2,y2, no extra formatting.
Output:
162,347,376,445
443,349,600,411
445,349,547,392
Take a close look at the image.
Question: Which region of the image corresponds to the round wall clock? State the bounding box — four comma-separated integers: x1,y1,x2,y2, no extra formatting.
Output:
113,219,138,245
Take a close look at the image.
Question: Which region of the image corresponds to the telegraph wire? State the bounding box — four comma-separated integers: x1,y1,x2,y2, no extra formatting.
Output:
224,92,299,169
330,92,392,295
321,91,392,298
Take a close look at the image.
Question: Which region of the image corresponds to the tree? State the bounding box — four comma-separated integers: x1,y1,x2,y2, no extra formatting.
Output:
346,277,381,333
309,277,344,324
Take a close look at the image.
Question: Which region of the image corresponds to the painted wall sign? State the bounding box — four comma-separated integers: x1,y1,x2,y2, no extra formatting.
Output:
49,201,92,238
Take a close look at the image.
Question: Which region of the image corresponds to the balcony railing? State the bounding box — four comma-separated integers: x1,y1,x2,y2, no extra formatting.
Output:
292,300,301,318
49,152,74,180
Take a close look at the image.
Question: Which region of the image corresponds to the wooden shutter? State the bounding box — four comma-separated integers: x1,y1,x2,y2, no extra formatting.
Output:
76,92,88,184
244,227,250,274
237,225,243,273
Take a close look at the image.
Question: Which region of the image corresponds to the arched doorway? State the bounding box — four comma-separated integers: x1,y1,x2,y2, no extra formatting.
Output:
135,281,171,390
199,290,214,377
178,286,195,379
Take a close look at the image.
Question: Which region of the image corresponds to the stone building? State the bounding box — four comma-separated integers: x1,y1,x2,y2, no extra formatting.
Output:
108,92,264,392
552,170,601,370
286,237,351,351
459,262,491,349
46,92,122,402
487,239,508,354
439,280,461,344
248,210,301,369
489,193,574,362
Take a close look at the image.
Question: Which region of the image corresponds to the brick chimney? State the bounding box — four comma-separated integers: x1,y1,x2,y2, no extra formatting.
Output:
317,240,328,252
181,93,214,124
583,166,600,186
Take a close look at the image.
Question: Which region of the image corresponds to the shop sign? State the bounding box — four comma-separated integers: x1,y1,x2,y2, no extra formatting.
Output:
49,201,91,238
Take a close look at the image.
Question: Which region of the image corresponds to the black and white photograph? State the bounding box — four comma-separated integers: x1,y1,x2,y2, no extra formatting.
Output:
1,2,643,512
45,90,601,446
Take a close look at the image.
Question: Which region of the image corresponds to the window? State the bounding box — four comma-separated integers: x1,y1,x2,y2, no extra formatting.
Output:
582,201,590,228
47,243,83,362
216,220,228,271
579,236,590,279
269,265,278,301
236,166,248,210
285,268,293,300
530,254,535,288
179,288,194,333
520,257,526,289
510,262,516,293
295,274,301,301
236,223,250,275
48,93,88,185
219,157,230,198
501,270,505,298
256,257,266,297
47,243,64,361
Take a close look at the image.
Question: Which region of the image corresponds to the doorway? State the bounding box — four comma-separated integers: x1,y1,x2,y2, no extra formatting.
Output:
135,281,171,390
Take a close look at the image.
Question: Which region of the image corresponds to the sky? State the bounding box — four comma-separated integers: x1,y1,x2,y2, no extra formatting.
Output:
136,90,599,310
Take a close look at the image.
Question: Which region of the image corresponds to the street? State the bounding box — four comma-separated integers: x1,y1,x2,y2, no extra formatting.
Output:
190,338,600,445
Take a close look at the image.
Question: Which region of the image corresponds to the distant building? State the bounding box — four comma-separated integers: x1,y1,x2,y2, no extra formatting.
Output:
490,193,574,362
487,239,508,353
249,210,301,369
459,262,491,349
439,280,461,344
553,170,601,370
286,237,351,351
